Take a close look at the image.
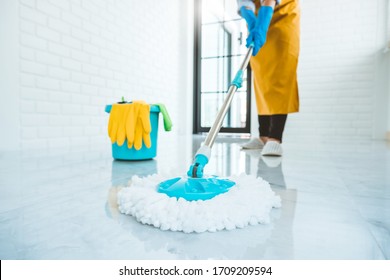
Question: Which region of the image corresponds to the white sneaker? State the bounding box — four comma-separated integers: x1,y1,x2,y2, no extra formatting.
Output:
261,140,283,156
240,138,264,149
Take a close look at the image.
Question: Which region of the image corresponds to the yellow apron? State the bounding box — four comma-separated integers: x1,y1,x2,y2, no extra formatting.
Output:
250,0,300,115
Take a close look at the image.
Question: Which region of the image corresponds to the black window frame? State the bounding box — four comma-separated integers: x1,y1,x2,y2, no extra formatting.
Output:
193,0,252,134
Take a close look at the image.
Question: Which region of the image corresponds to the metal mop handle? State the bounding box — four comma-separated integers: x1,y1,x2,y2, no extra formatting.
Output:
188,46,254,178
204,46,253,148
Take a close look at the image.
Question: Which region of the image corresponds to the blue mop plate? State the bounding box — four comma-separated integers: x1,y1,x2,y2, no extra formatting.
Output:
157,176,236,201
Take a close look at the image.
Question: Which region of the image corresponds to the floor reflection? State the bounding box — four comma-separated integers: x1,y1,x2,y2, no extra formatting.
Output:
111,159,157,185
257,156,285,188
255,154,297,259
106,185,276,260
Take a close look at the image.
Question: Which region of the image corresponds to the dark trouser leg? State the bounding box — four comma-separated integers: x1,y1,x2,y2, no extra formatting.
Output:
258,114,287,143
258,115,271,138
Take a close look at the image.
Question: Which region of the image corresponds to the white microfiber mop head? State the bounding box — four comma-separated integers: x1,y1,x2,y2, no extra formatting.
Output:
117,173,281,233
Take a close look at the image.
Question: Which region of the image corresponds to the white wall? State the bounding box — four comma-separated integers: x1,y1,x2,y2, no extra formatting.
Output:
0,0,192,151
283,0,390,141
0,0,20,150
386,0,390,140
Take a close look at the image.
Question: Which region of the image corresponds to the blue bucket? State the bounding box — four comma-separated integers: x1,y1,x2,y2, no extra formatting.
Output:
105,104,160,160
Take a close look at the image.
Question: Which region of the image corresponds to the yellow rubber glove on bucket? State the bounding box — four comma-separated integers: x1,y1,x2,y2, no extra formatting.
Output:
116,105,130,146
108,104,130,145
139,102,152,149
108,101,152,150
125,102,140,149
131,101,151,150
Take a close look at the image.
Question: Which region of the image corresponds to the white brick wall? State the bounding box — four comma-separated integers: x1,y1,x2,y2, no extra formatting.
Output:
1,0,191,150
386,1,390,137
283,0,390,141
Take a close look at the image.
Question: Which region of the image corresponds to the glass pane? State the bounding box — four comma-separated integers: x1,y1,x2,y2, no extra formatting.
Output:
201,21,248,58
201,93,219,127
202,0,225,24
223,0,242,22
201,10,248,58
224,19,248,55
202,0,241,24
201,58,229,93
201,23,229,58
201,57,248,93
200,91,248,128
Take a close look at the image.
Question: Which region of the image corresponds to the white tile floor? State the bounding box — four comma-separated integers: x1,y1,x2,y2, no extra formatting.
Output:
0,135,389,260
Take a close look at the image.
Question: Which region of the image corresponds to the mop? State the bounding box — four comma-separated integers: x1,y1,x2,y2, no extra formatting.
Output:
117,45,281,233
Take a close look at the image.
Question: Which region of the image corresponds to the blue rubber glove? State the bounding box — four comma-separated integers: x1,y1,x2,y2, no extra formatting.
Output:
240,6,256,31
246,6,274,56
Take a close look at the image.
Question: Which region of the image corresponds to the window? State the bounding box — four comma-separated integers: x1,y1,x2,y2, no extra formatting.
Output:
194,0,251,134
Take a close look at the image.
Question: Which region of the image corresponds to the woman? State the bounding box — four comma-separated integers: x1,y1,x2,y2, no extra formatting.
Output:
238,0,300,156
